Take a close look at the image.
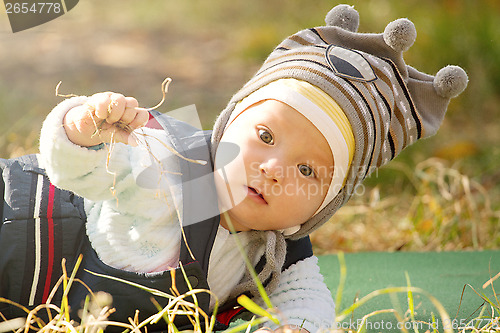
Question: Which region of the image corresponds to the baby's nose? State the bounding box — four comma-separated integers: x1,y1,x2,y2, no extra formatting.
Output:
260,160,284,183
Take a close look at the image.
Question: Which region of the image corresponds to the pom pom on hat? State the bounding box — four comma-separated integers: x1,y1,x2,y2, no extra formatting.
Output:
383,18,417,52
434,65,469,98
325,4,359,32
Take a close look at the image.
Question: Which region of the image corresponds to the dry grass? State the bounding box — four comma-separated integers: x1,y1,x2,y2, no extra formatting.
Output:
1,252,498,333
0,227,281,333
311,158,500,254
0,256,124,333
0,255,218,333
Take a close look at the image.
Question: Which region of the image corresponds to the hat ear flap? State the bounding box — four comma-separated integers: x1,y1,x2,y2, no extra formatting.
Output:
325,4,359,32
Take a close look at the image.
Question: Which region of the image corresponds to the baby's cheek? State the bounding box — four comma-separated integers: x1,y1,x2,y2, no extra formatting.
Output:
304,182,325,201
299,182,329,215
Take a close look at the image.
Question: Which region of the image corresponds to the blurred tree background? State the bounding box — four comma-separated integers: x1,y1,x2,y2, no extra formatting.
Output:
0,0,498,252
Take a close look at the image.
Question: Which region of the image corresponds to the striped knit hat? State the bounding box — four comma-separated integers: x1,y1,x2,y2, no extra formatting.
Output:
211,4,468,240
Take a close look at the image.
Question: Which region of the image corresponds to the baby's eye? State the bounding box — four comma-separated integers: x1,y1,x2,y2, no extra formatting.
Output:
258,129,274,145
298,164,315,177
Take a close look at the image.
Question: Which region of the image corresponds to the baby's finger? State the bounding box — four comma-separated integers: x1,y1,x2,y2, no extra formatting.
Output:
120,97,141,126
125,96,139,109
90,92,113,120
105,93,127,124
128,108,150,130
118,106,137,125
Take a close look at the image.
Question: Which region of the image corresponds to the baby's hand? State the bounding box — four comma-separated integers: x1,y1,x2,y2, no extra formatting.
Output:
63,92,149,147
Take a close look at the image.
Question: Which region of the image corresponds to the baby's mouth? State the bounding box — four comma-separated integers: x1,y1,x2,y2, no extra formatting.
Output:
247,186,268,204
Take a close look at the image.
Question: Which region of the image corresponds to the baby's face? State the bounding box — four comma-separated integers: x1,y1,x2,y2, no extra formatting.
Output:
214,100,334,232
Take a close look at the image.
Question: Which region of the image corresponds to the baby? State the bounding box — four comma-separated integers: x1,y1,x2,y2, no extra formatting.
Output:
1,4,467,333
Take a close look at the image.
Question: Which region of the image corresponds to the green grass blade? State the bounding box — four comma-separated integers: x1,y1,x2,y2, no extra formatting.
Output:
335,251,347,310
79,294,90,333
405,272,418,333
237,295,279,325
150,297,177,331
222,316,270,333
221,212,274,310
207,298,219,333
178,262,201,330
430,312,438,333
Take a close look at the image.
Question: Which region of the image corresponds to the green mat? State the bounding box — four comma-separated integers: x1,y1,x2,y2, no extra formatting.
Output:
318,251,500,332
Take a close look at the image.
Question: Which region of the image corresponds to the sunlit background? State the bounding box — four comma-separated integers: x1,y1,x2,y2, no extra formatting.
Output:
1,0,498,252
